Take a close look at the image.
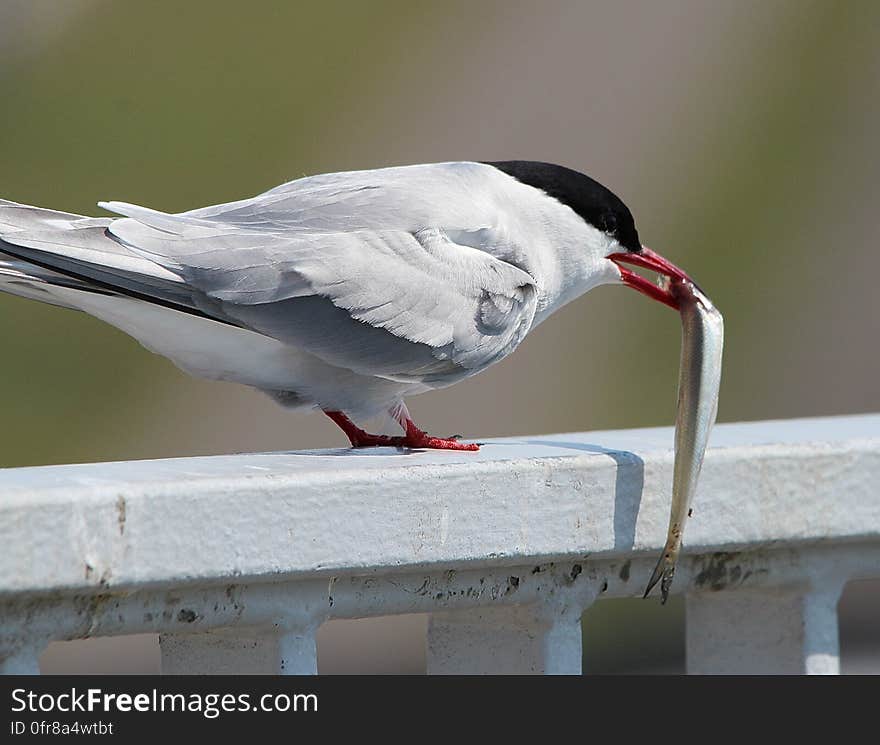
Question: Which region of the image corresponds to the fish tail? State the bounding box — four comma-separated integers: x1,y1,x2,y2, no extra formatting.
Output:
643,546,677,603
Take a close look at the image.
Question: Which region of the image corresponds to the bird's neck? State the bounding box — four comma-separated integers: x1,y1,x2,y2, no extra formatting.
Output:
520,203,619,327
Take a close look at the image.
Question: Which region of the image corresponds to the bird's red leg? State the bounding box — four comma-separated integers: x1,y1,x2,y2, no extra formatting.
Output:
324,407,479,451
391,403,480,451
400,417,480,451
323,410,406,447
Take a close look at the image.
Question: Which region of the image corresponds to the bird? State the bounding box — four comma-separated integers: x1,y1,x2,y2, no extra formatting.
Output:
0,161,693,451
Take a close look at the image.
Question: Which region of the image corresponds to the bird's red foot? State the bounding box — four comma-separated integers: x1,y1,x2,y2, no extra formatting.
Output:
400,418,479,451
323,411,405,447
323,410,479,451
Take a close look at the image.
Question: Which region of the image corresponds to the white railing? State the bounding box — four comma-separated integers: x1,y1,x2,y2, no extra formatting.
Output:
1,414,878,675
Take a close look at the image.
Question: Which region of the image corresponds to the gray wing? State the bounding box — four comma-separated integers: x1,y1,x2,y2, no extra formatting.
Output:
2,163,538,384
102,196,538,382
0,199,192,308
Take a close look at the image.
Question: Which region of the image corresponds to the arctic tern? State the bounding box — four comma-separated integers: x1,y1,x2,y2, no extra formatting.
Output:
0,160,701,451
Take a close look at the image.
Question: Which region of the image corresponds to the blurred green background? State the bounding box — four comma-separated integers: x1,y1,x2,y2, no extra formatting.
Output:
2,0,877,673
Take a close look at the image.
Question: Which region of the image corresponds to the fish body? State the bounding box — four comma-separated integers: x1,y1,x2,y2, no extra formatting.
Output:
644,279,724,602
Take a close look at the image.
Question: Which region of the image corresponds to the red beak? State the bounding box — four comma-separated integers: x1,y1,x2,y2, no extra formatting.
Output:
608,246,693,310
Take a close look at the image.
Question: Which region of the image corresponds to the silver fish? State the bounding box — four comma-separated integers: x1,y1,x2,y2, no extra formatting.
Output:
644,279,724,603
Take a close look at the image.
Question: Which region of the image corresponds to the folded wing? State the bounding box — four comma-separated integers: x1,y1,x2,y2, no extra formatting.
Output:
102,199,538,381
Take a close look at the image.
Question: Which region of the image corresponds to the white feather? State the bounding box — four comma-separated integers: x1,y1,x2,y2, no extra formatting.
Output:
0,162,623,419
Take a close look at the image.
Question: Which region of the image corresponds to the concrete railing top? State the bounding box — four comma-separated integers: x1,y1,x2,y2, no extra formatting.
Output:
2,412,879,675
2,413,878,598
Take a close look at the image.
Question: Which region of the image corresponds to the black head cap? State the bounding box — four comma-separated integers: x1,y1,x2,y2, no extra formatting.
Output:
484,160,642,252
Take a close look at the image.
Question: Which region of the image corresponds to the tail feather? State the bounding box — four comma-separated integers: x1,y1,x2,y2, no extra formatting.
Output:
0,199,193,311
0,254,106,309
0,198,89,229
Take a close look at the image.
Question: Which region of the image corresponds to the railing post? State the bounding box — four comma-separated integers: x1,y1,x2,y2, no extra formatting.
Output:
0,644,43,675
426,605,583,674
159,627,318,675
685,583,844,674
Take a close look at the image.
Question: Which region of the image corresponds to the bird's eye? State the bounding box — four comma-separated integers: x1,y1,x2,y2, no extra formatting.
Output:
603,212,618,234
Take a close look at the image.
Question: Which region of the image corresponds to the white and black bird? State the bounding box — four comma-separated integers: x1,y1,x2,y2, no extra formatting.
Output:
0,161,694,450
